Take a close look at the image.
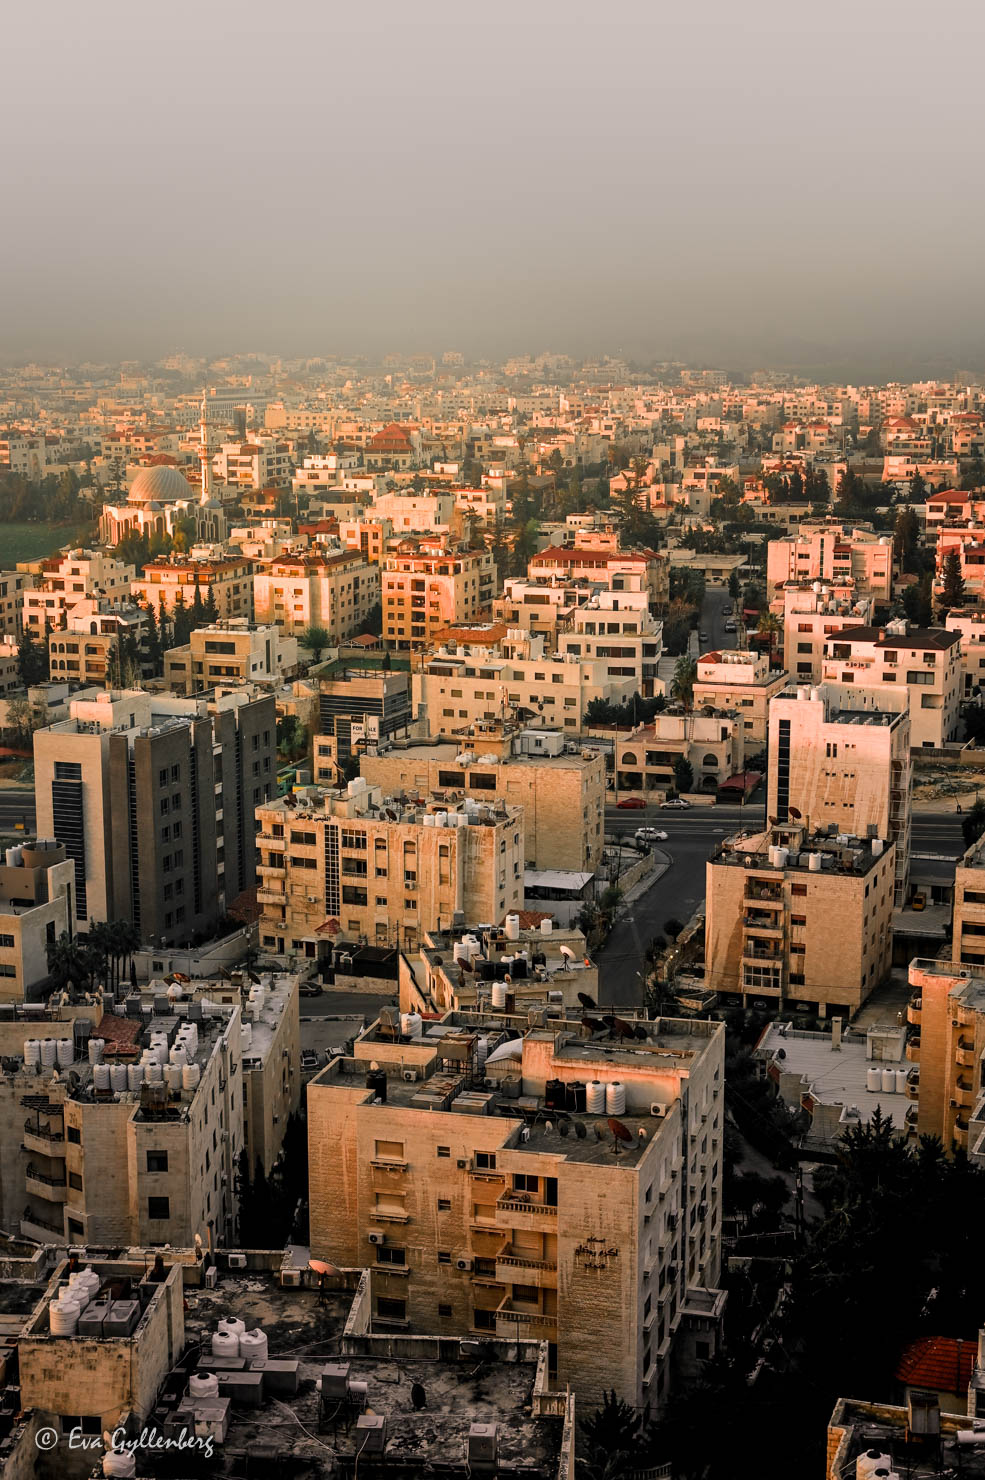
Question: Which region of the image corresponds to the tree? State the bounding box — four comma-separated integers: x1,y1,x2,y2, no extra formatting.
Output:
894,505,920,573
909,470,927,502
171,590,192,647
960,451,985,492
579,1390,661,1480
4,696,48,748
937,547,966,618
728,570,741,600
756,611,782,660
670,655,697,710
298,626,330,664
673,755,694,795
962,799,985,850
143,602,163,674
16,628,48,687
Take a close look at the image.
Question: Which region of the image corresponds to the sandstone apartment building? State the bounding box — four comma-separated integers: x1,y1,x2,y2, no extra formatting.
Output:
255,779,524,957
766,681,912,905
766,521,895,603
307,1006,725,1411
692,649,788,746
252,548,380,641
382,539,497,651
705,821,895,1016
776,580,874,683
359,721,606,872
820,619,961,749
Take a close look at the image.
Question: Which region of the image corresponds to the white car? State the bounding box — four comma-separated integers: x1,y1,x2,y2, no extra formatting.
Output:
659,798,691,810
635,826,669,843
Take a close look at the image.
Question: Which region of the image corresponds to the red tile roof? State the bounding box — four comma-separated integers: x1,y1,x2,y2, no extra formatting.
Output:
896,1336,976,1394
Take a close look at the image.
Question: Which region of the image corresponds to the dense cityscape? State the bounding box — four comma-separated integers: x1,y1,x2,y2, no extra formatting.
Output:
0,353,982,1477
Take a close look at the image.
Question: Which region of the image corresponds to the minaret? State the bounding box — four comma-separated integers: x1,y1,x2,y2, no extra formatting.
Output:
198,391,214,505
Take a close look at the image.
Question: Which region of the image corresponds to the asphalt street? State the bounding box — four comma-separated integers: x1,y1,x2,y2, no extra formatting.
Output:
0,788,35,832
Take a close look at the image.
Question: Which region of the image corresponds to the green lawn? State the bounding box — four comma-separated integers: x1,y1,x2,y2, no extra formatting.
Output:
0,521,98,564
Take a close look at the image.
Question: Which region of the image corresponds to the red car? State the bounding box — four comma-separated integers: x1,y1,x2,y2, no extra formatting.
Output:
616,796,646,809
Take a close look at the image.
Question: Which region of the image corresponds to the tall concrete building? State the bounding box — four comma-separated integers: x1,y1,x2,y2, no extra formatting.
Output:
0,839,75,1000
307,1007,725,1411
907,958,985,1161
359,721,606,871
256,780,523,957
382,539,497,651
314,667,415,775
705,822,895,1015
766,681,911,905
34,688,275,943
820,620,961,749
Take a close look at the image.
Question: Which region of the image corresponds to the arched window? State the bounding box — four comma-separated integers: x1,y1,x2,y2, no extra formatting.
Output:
621,751,637,766
702,754,718,768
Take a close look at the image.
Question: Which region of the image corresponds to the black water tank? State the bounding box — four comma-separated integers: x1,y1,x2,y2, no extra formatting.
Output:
545,1079,566,1111
366,1069,387,1103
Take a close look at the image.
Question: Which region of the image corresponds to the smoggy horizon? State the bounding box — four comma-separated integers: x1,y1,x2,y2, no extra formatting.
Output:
2,0,983,377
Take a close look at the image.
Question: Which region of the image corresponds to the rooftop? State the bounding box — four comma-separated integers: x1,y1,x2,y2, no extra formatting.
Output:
712,824,892,878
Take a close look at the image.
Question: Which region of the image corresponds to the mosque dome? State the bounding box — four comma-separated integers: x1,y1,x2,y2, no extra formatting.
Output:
128,465,195,504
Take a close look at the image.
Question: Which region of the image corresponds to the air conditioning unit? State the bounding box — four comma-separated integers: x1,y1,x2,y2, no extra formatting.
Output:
403,1068,418,1083
204,1266,219,1289
228,1254,248,1269
457,1158,473,1170
281,1268,301,1288
650,1102,666,1118
455,1256,474,1272
367,1229,386,1246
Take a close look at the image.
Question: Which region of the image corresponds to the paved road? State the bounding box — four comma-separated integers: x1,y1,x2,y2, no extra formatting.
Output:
698,582,738,656
598,802,765,1006
910,811,966,857
0,788,36,832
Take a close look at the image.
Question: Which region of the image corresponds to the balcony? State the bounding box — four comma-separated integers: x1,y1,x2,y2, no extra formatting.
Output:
496,1194,558,1227
745,886,783,905
20,1210,64,1242
907,999,922,1027
22,1120,64,1156
496,1252,558,1286
742,917,783,936
257,887,286,904
495,1302,558,1331
258,862,286,878
906,1037,921,1063
954,1115,969,1149
742,948,782,964
25,1166,67,1202
955,1078,974,1110
956,1038,976,1068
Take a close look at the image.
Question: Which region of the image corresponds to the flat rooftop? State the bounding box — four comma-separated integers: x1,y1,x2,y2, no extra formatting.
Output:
758,1023,911,1130
713,826,890,877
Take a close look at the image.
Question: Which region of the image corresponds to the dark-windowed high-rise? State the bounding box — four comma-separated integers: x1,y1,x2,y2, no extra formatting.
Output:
34,688,275,945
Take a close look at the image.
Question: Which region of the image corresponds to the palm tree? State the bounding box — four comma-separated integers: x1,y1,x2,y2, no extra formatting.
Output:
670,656,697,710
757,611,782,664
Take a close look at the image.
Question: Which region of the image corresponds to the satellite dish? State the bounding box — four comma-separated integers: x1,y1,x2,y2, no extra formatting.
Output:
788,806,802,819
308,1259,340,1278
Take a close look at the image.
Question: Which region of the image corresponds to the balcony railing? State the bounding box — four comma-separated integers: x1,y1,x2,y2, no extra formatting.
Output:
495,1305,558,1329
496,1195,557,1218
907,999,922,1027
956,1038,976,1068
906,1037,921,1062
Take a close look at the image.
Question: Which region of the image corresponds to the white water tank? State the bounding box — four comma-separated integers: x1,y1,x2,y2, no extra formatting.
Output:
189,1372,220,1398
895,1069,908,1093
872,838,884,856
182,1063,201,1091
144,1062,163,1085
169,1046,188,1067
164,1064,182,1092
423,812,435,827
540,918,553,936
93,1063,111,1092
56,1039,74,1068
241,1022,253,1052
212,1330,239,1358
110,1064,127,1093
49,1296,80,1336
88,1038,105,1065
127,1063,144,1091
103,1453,137,1479
24,1039,40,1068
605,1081,626,1116
774,847,788,869
808,852,823,872
220,1317,246,1341
866,1067,882,1092
586,1080,606,1114
857,1453,892,1480
491,982,507,1010
505,914,521,942
239,1327,268,1361
401,1013,423,1041
453,941,471,965
882,1067,896,1093
477,1037,489,1073
40,1038,57,1068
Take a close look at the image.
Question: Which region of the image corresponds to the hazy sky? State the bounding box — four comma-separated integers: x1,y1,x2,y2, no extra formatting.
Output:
3,0,984,374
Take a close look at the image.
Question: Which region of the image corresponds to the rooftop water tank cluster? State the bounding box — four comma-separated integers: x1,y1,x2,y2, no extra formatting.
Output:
211,1318,268,1361
48,1266,102,1336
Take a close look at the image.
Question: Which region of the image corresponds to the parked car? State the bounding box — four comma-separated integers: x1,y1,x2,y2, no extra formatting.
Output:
299,981,324,998
723,604,733,616
301,1049,321,1071
659,798,691,810
635,826,669,842
699,631,709,643
724,620,737,633
616,796,646,809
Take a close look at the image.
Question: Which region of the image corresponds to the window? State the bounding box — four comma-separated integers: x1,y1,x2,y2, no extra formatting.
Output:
437,1197,451,1210
146,1150,169,1173
375,1139,404,1162
437,1146,450,1158
438,1303,452,1318
437,1251,452,1264
473,1308,497,1330
68,1171,83,1191
67,1126,81,1144
147,1196,170,1221
513,1173,539,1194
376,1297,406,1321
474,1151,496,1170
0,934,13,950
376,1245,405,1265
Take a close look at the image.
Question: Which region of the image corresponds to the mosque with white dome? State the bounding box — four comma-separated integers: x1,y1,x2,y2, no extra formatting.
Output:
99,461,227,546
